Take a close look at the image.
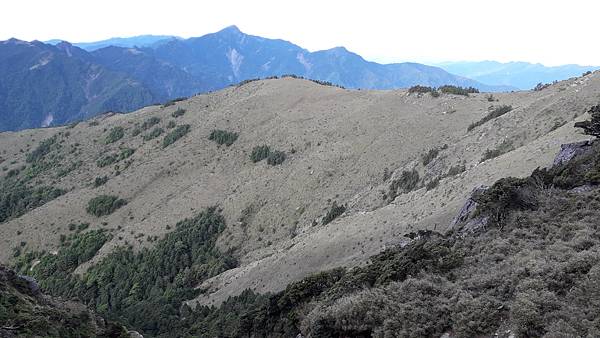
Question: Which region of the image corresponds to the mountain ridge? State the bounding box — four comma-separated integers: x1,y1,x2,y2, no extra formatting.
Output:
1,26,513,131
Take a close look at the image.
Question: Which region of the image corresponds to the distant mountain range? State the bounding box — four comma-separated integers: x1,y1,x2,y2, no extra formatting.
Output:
46,35,179,51
434,61,599,90
0,25,575,131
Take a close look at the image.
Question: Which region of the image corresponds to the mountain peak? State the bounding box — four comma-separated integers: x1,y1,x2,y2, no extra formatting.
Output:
218,25,242,35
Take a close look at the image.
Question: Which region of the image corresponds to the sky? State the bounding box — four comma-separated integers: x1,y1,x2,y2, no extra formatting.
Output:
1,0,598,66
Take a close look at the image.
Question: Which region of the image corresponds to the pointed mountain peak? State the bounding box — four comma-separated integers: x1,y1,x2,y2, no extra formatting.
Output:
217,25,244,36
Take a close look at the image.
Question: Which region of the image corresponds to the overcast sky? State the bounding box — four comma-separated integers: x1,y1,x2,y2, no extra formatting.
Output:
1,0,597,66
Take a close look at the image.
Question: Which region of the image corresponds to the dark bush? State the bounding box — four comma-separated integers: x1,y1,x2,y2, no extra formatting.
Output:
162,97,186,107
96,154,117,168
468,105,513,131
267,150,286,165
26,135,58,163
322,202,347,225
389,169,420,199
93,176,109,187
0,180,65,223
104,127,124,144
408,85,436,95
166,121,176,129
209,129,238,146
172,108,186,118
163,125,191,147
143,127,164,141
141,117,160,130
481,140,514,162
439,85,479,96
250,145,271,162
86,195,126,216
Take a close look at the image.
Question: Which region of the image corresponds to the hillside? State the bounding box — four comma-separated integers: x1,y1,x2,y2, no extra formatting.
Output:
1,26,511,131
1,72,599,336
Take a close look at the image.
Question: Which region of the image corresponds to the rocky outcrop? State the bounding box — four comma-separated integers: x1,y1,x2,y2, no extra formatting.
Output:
448,185,488,231
553,140,593,166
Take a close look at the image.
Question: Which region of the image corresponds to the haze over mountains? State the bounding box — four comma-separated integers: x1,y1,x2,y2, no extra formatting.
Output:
1,26,516,131
435,60,599,90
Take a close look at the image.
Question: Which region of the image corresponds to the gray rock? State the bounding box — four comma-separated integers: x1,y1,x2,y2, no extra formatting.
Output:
448,185,488,231
17,275,40,295
553,140,592,166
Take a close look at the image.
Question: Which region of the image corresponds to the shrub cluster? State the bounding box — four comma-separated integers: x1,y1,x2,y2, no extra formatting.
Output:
143,127,164,141
439,85,479,96
162,97,186,108
250,145,271,162
209,129,238,146
0,179,64,223
322,202,347,225
481,140,514,162
468,105,513,131
267,150,286,166
93,176,109,187
86,195,126,216
388,169,420,200
163,125,191,148
104,127,125,144
172,108,186,118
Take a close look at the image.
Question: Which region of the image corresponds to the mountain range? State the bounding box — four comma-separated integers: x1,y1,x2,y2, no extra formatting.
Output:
435,60,599,90
1,26,511,132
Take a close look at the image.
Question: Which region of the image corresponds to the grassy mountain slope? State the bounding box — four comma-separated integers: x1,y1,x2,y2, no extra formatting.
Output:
1,72,599,336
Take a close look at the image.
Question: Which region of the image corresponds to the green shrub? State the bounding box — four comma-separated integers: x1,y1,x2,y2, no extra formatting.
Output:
26,135,58,163
209,129,238,146
250,145,271,162
0,180,64,223
439,85,479,96
467,105,513,131
96,154,117,168
172,108,186,118
143,127,164,141
409,85,435,95
166,121,176,129
141,117,161,130
104,127,124,144
322,202,347,225
480,140,514,162
163,125,191,147
86,195,126,216
118,148,135,160
267,150,286,166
